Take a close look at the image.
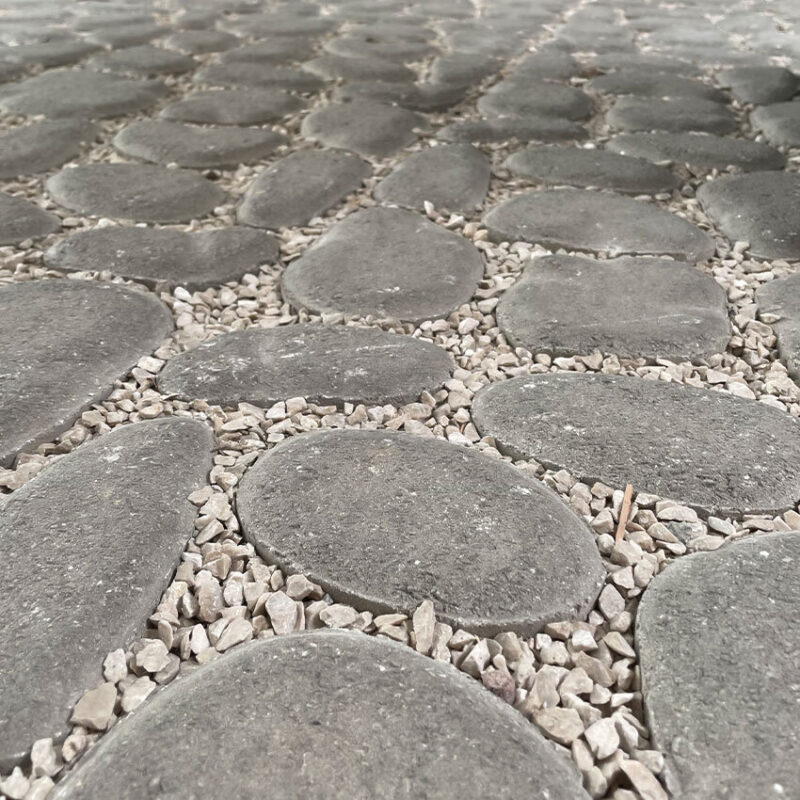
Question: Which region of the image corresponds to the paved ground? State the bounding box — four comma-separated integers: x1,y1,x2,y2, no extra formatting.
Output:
1,0,799,798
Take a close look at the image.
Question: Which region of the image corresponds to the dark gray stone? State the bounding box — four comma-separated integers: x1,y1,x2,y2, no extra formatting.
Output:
0,192,60,244
159,88,305,125
697,172,800,260
750,101,800,147
305,53,415,83
717,65,799,104
756,273,800,380
87,45,196,77
427,52,502,85
331,81,467,112
637,531,800,800
220,37,318,65
497,254,730,361
483,189,715,262
323,31,437,61
282,207,484,322
163,29,239,53
239,430,604,634
0,120,97,178
438,117,588,144
0,417,212,769
194,63,325,92
51,632,590,800
374,144,491,211
44,227,279,290
607,96,738,134
237,149,370,229
158,324,453,406
46,164,226,223
510,50,579,81
477,80,594,121
0,39,101,68
585,71,727,101
583,52,700,77
472,372,800,517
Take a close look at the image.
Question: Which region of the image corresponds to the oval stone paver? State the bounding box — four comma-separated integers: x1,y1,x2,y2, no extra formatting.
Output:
472,373,800,516
607,96,738,134
586,71,727,101
282,207,484,322
46,164,226,223
0,417,212,769
305,53,416,83
51,632,590,800
163,29,239,54
717,65,799,105
159,88,305,125
238,429,605,634
439,117,588,144
194,63,325,92
477,80,593,121
637,531,800,800
0,120,98,179
483,189,715,262
756,273,800,380
0,192,60,245
750,101,800,147
219,38,317,65
86,44,197,77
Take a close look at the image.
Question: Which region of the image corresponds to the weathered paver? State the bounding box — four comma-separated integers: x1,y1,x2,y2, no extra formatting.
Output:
717,65,799,104
0,39,101,68
750,101,800,147
46,164,226,222
305,53,415,83
86,44,197,76
51,632,590,800
497,254,730,361
607,96,738,134
0,417,212,769
586,71,727,101
483,189,715,262
472,373,800,516
86,22,166,48
0,280,173,467
163,29,239,54
439,117,588,144
637,531,800,800
0,193,60,245
756,273,800,380
332,80,467,112
282,207,484,322
0,120,97,179
477,80,593,121
324,31,437,61
159,88,305,125
219,38,318,65
158,324,453,407
194,63,325,92
239,430,604,634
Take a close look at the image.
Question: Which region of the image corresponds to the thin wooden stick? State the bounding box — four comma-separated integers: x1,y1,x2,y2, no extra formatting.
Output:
615,484,634,543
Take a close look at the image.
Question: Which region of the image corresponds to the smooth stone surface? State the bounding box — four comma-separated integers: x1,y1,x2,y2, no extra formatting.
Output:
158,324,453,406
238,149,370,229
323,31,437,61
301,100,424,157
0,193,60,245
51,632,590,800
717,65,799,104
0,418,212,769
483,189,715,261
608,96,738,134
697,172,800,260
498,254,730,361
159,88,305,125
756,273,800,380
332,80,467,112
44,227,279,290
239,430,605,634
472,372,800,516
0,39,101,68
750,101,800,147
374,144,490,210
46,164,226,223
0,120,97,178
87,45,197,76
438,117,588,144
282,207,484,322
586,71,727,101
194,63,325,92
305,53,415,83
477,80,593,121
427,52,502,85
503,145,679,194
163,29,239,53
637,532,800,800
85,22,166,48
220,38,318,65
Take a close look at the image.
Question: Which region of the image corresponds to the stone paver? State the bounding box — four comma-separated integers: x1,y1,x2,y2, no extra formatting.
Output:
194,63,325,92
0,120,97,179
0,193,60,245
305,53,415,83
0,417,212,769
717,65,799,104
282,207,484,322
51,632,590,800
86,45,197,77
219,38,318,65
586,71,727,101
477,80,593,121
439,117,588,144
756,274,800,380
750,101,800,147
0,280,173,467
159,88,305,125
0,40,101,68
332,80,467,112
637,532,800,799
607,96,738,134
239,430,604,634
472,373,800,516
163,29,239,54
158,324,453,407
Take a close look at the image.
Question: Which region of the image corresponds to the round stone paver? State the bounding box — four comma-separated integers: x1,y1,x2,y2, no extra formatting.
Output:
163,29,240,54
750,101,800,147
86,44,197,77
194,63,325,92
0,192,60,245
585,71,727,101
477,80,593,121
0,120,98,179
607,96,738,134
305,53,416,83
46,163,226,223
238,429,605,634
51,632,590,800
637,531,800,800
0,417,212,769
218,38,318,65
717,65,799,105
282,207,484,322
159,88,305,125
497,254,730,361
756,273,800,380
472,372,800,517
439,117,588,144
482,189,715,262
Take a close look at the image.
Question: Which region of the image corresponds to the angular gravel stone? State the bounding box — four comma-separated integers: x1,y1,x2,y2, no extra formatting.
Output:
697,172,800,260
0,417,212,768
585,71,727,101
750,101,800,147
637,531,800,799
194,63,325,92
717,65,799,104
756,274,800,380
282,207,484,322
0,193,60,245
608,96,737,134
44,227,279,290
238,149,370,229
87,45,197,77
483,189,715,261
374,144,490,211
239,430,604,634
497,254,730,361
477,80,593,121
472,373,800,516
0,280,173,467
0,120,97,179
46,164,226,223
159,88,305,125
439,117,588,144
51,632,590,800
305,53,415,83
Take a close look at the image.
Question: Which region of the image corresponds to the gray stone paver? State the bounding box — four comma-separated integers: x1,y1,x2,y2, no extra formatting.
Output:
607,96,738,134
0,192,60,245
0,120,98,179
159,88,305,125
756,273,800,380
750,101,800,146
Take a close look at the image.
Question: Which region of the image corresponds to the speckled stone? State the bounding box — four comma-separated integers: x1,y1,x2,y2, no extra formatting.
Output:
0,192,60,245
159,88,305,125
0,120,98,178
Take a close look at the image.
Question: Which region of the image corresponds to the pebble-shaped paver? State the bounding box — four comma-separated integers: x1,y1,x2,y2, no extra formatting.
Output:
750,101,800,147
282,207,484,322
439,117,588,144
585,71,727,101
756,273,800,380
324,31,438,61
477,80,593,121
0,280,173,467
607,96,738,134
332,80,467,113
717,65,799,104
305,53,416,83
163,29,239,54
219,38,319,65
158,324,453,407
238,429,604,634
194,63,325,92
86,22,166,48
0,40,101,69
0,417,212,769
0,192,60,245
637,531,800,800
86,44,197,77
159,88,305,125
472,373,800,516
51,632,590,800
0,120,97,179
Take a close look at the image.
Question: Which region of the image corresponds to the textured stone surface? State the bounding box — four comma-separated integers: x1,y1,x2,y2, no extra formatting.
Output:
756,273,800,380
0,418,212,769
608,96,737,134
637,532,800,800
239,430,604,634
483,189,715,261
0,39,101,68
87,45,197,76
305,53,415,83
750,101,800,147
282,207,484,322
159,88,305,125
586,71,727,100
717,65,799,104
158,324,453,406
0,280,173,467
51,632,590,800
219,38,318,65
194,62,325,92
0,193,60,245
163,29,239,54
324,31,437,61
0,120,97,178
332,80,466,112
472,373,800,516
477,80,593,121
497,254,730,361
439,117,588,144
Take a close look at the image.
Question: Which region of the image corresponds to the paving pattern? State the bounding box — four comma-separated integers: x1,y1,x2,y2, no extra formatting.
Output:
1,0,800,798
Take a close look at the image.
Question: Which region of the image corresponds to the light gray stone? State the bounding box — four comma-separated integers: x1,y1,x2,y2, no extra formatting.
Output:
305,53,415,83
756,273,800,380
717,65,799,105
86,22,166,48
586,71,727,101
750,101,800,147
0,39,101,68
607,96,737,134
87,45,197,77
159,88,305,125
332,80,467,112
219,38,317,65
323,31,437,62
163,29,239,54
0,120,97,179
194,63,325,92
438,117,588,144
0,193,60,245
477,80,593,121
